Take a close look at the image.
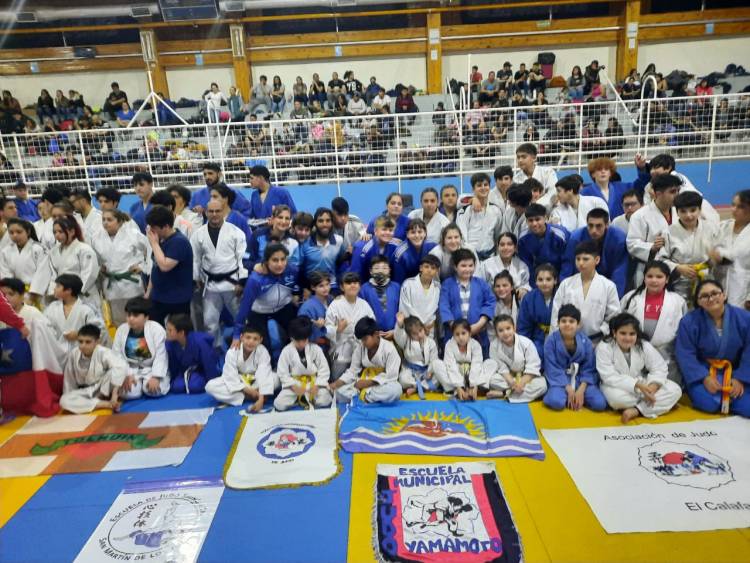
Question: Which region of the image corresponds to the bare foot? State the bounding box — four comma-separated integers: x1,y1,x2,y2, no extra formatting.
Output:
621,407,640,423
111,400,121,413
486,390,505,399
405,388,417,396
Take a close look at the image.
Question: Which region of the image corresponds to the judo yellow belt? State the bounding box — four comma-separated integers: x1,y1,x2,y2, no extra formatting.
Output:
689,263,710,298
707,359,733,415
294,374,317,408
359,367,382,401
538,323,550,335
240,373,255,387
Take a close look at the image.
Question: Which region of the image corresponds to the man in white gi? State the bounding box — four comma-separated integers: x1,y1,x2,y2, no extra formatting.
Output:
456,172,503,260
512,143,558,210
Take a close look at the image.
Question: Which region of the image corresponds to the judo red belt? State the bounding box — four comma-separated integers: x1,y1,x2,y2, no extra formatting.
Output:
374,462,523,563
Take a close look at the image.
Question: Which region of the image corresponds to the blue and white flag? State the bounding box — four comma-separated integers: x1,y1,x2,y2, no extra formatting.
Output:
339,400,544,460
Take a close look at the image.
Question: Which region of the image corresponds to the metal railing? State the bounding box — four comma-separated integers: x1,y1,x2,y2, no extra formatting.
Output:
1,92,748,196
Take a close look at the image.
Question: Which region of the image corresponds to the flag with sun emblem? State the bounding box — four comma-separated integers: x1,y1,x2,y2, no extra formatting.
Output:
339,400,544,460
224,405,341,489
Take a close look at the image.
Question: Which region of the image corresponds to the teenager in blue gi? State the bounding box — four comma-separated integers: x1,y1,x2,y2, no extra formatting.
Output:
517,264,557,362
543,303,607,412
560,207,630,297
392,218,436,284
233,243,298,351
350,216,399,282
190,162,252,219
518,203,569,287
12,182,39,222
580,155,649,219
299,207,346,293
129,172,154,234
675,279,750,417
366,192,410,243
247,164,297,228
165,314,220,394
439,248,496,357
359,255,400,338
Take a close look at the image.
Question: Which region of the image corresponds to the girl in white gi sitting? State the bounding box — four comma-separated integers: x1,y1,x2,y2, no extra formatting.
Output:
489,271,519,343
433,319,483,401
274,317,332,410
482,314,547,402
60,324,128,414
597,313,682,423
395,313,440,398
329,317,402,404
112,297,170,400
205,325,278,413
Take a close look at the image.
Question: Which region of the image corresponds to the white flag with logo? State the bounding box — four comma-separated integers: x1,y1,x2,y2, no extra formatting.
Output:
542,417,750,533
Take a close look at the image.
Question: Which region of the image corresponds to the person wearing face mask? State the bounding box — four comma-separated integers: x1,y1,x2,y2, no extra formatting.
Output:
358,256,400,341
392,219,436,284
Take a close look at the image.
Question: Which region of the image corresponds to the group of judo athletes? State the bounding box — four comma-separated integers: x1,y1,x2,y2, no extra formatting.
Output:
3,145,748,422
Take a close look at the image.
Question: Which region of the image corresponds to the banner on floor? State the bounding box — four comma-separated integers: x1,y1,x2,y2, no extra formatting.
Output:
74,478,224,563
375,462,523,563
542,416,750,533
0,408,213,477
339,400,544,460
224,405,340,489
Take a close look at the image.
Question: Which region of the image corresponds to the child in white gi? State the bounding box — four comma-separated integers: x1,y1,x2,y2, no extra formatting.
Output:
597,313,682,423
394,313,439,397
433,319,483,401
205,326,279,412
44,273,106,354
60,324,128,414
325,272,375,379
273,317,333,410
398,254,441,336
112,297,170,400
330,317,402,403
482,314,547,402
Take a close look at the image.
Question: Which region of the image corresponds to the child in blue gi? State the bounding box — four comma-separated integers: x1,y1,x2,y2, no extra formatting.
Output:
298,271,332,353
359,255,400,339
517,263,557,362
165,314,221,394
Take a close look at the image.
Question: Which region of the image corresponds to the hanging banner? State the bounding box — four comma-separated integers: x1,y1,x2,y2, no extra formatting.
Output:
74,478,224,563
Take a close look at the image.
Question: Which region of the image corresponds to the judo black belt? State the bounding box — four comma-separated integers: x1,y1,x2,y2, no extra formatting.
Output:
203,268,240,284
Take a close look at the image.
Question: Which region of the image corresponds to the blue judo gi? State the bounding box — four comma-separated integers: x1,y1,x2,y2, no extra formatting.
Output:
359,280,401,332
15,198,39,222
516,288,554,362
366,214,409,242
392,240,437,284
190,184,252,218
518,224,569,287
349,238,399,282
166,332,221,394
580,169,649,219
560,226,630,297
249,186,297,224
439,276,496,356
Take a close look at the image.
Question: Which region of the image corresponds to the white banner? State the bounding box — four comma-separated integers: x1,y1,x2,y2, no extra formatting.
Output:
542,417,750,533
224,406,340,489
75,478,224,563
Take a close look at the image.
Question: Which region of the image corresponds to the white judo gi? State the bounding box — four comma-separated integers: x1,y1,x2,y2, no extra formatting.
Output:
394,324,440,390
481,334,547,402
91,226,150,325
456,202,504,257
502,208,528,240
43,299,107,354
657,219,718,301
481,255,531,294
191,221,247,347
205,345,279,406
551,273,620,339
399,275,440,327
429,244,481,280
513,165,558,210
30,239,101,311
336,337,403,403
432,337,484,392
626,202,671,286
273,342,332,410
112,320,170,399
0,240,46,286
621,288,687,384
81,208,104,243
325,296,375,378
713,219,750,307
596,339,682,418
60,345,128,413
408,208,450,244
549,196,609,232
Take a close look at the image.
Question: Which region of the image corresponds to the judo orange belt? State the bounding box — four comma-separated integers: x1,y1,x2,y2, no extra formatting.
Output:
708,359,733,415
359,367,382,401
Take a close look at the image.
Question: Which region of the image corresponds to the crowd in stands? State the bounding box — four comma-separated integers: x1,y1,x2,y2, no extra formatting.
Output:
0,144,749,423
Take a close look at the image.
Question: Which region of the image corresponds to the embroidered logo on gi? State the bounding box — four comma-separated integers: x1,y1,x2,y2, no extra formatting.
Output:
257,426,315,460
384,411,484,439
638,440,734,490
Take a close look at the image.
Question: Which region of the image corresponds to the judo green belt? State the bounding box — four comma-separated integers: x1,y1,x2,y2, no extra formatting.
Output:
104,270,140,288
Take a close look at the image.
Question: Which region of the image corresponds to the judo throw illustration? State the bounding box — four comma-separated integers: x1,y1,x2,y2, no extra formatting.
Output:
403,489,479,538
639,441,734,490
257,426,316,460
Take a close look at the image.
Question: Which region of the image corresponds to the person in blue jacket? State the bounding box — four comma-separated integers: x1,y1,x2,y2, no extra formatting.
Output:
439,248,496,357
392,218,436,283
247,164,297,229
165,314,220,394
675,279,750,417
359,255,401,337
129,171,154,234
246,204,300,268
560,207,629,297
350,216,399,282
12,182,39,222
190,162,252,219
580,155,649,219
543,303,607,412
517,263,557,362
366,192,410,243
299,207,347,293
233,242,298,349
297,271,332,352
518,203,569,287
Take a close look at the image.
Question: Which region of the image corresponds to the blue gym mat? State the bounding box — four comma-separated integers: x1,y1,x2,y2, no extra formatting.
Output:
0,395,353,563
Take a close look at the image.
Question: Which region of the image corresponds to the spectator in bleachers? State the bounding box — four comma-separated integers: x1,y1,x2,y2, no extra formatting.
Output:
247,75,273,115
1,90,21,115
228,86,244,120
36,89,56,124
129,172,154,234
103,82,128,120
479,71,500,105
205,82,228,124
344,71,363,100
309,73,327,108
271,76,286,116
470,65,483,94
513,63,530,98
583,60,600,96
291,76,308,105
12,182,39,222
290,100,311,120
364,77,381,106
347,92,367,116
497,62,513,90
395,87,418,127
191,162,252,219
69,90,87,119
528,62,546,95
620,69,641,101
603,117,626,157
568,66,585,101
54,90,73,122
327,72,345,109
115,102,136,128
371,88,392,113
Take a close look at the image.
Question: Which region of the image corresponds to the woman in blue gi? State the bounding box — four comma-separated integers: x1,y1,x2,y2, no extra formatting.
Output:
517,263,558,362
543,303,607,412
392,218,437,283
366,192,410,243
675,279,750,417
165,314,220,394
